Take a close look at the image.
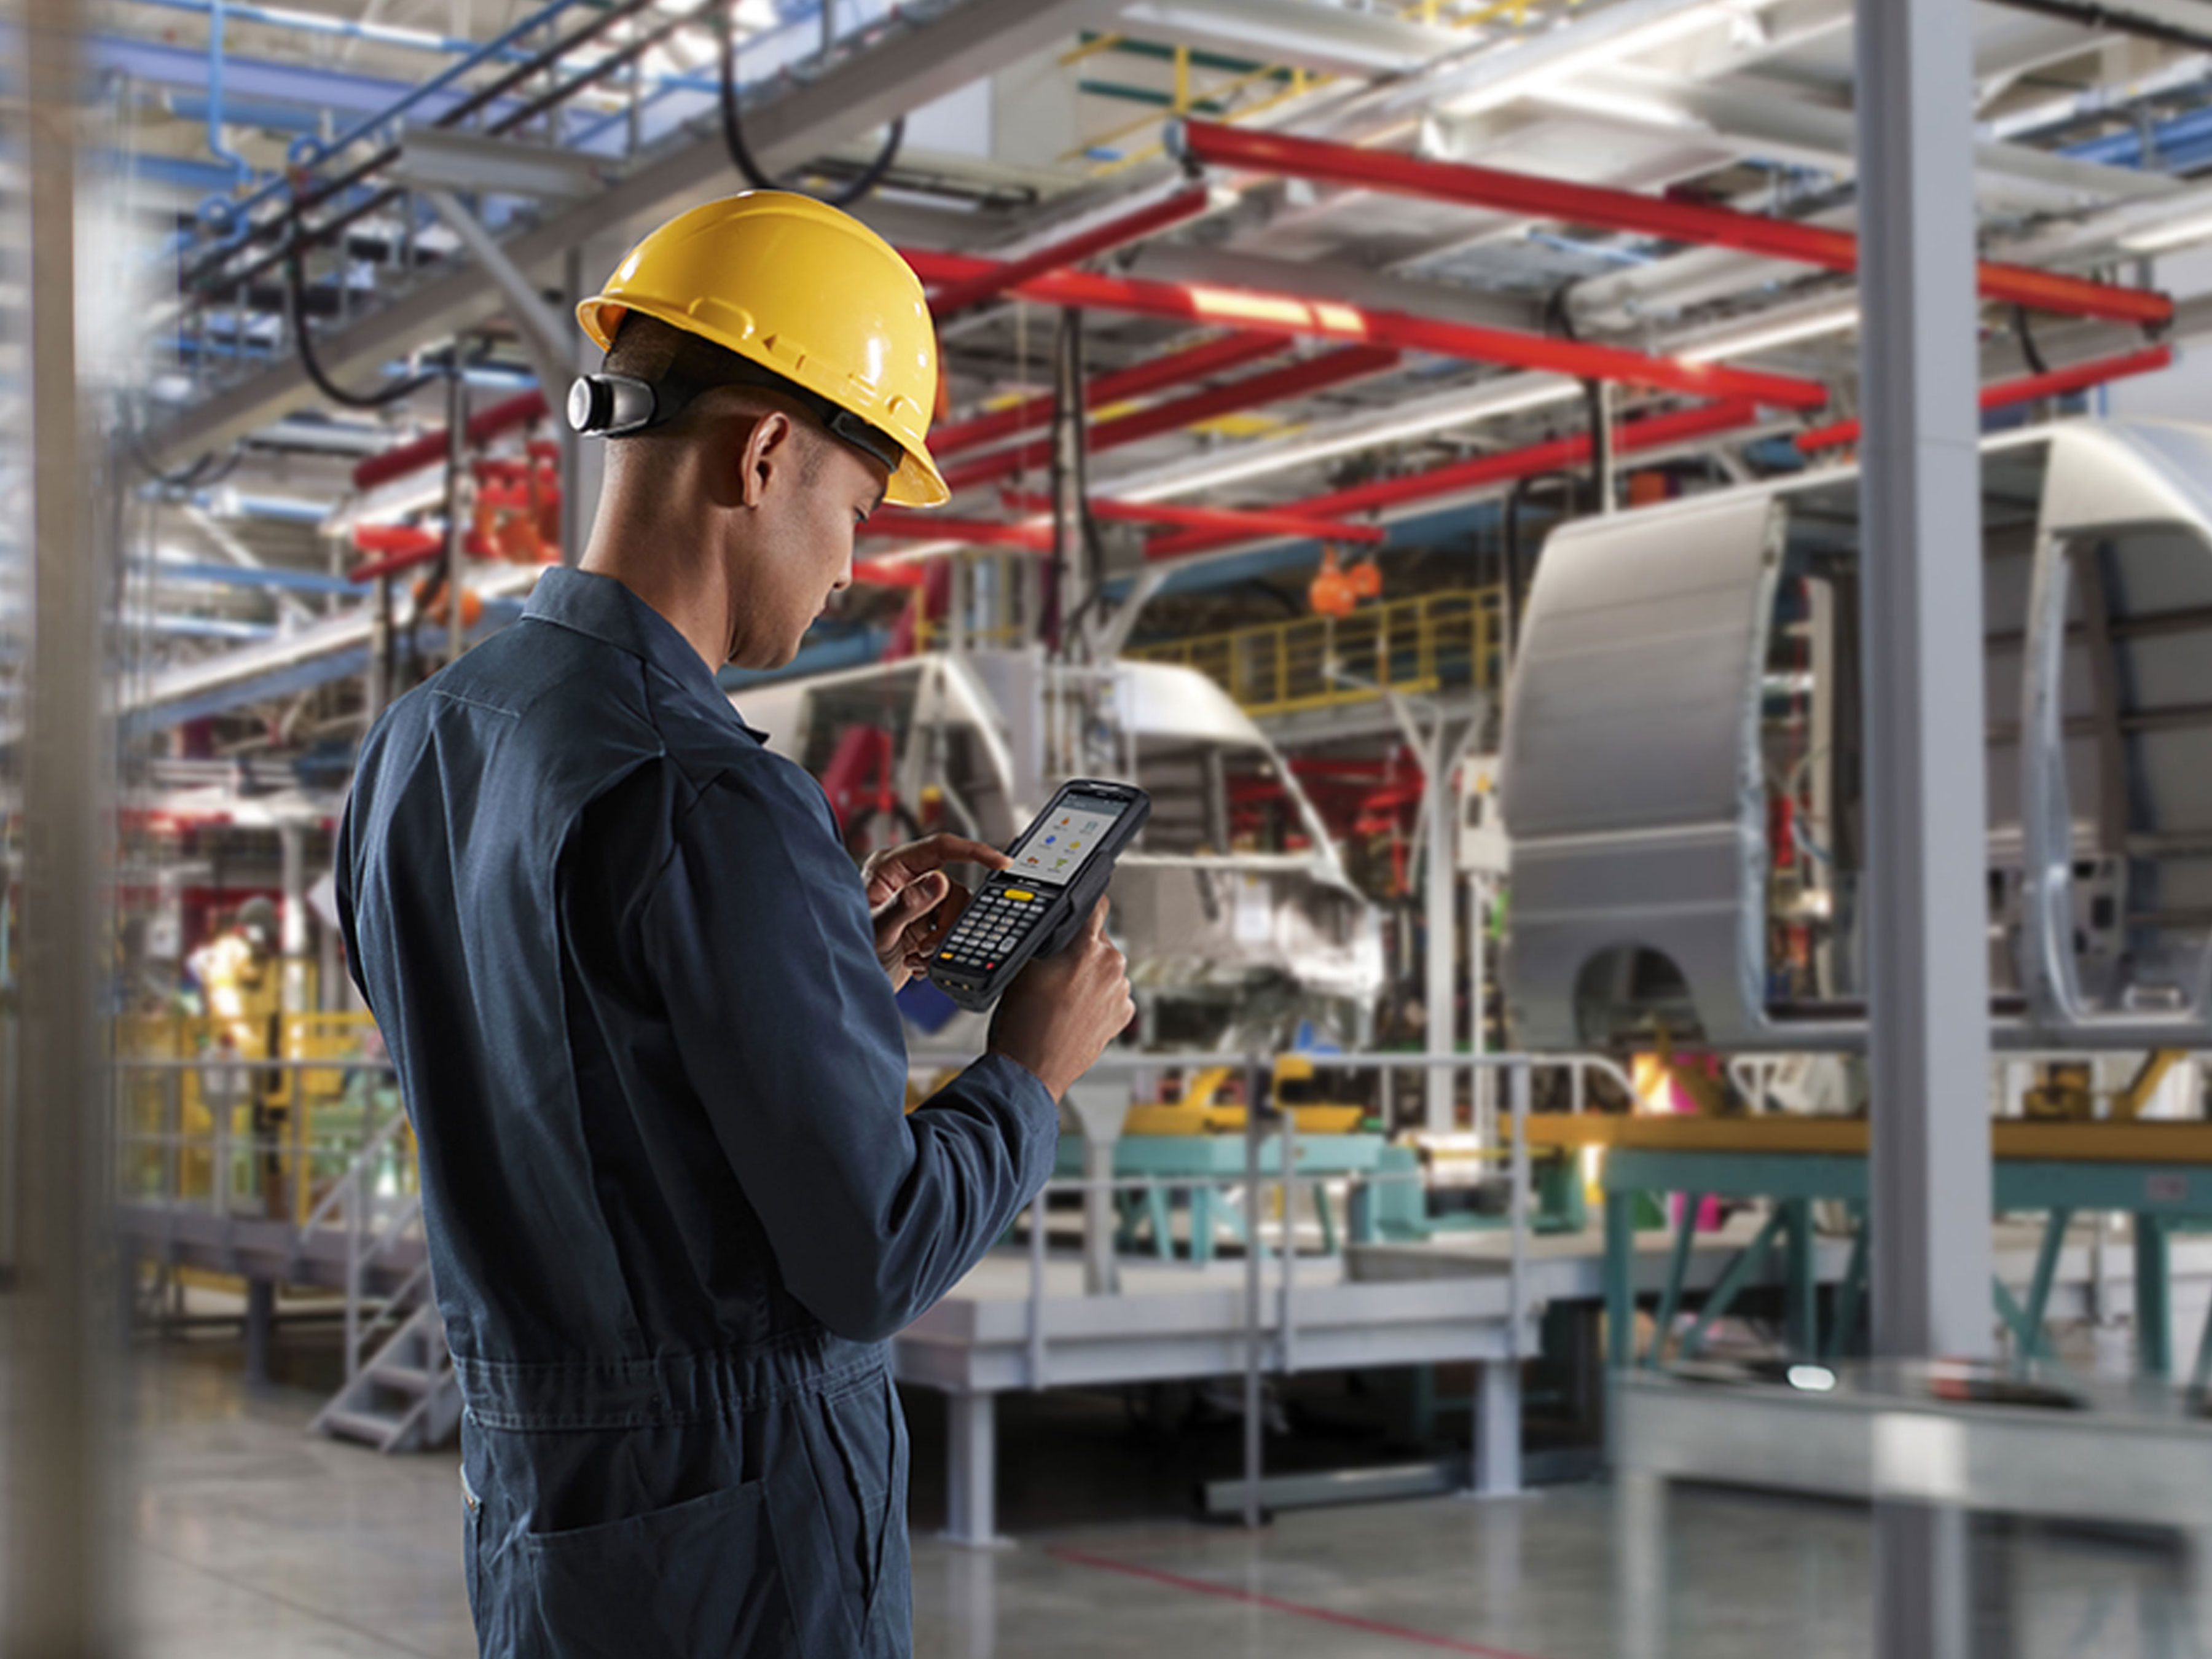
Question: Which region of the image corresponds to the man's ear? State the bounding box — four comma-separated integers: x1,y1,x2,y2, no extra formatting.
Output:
735,407,798,509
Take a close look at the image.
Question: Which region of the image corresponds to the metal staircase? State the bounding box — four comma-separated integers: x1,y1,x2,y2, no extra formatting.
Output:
314,1294,462,1453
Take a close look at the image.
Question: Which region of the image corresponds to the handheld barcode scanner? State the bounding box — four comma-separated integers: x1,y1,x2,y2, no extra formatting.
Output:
927,780,1150,1013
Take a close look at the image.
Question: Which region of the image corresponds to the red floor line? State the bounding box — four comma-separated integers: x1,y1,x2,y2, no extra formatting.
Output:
1046,1545,1557,1659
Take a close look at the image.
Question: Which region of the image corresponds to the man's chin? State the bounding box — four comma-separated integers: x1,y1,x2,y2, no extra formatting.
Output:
729,637,804,673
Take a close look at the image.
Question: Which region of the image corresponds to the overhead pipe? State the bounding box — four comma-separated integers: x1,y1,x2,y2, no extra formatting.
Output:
928,187,1213,321
1143,398,1763,560
184,0,667,298
930,332,1284,457
1985,0,2212,55
936,344,1403,496
351,389,548,491
899,245,1831,410
1002,490,1386,544
203,0,256,185
859,514,1053,550
1794,343,2175,451
1171,119,2174,329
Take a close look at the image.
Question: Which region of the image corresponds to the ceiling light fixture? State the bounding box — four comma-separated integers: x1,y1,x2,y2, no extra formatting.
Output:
1113,376,1587,503
1677,305,1859,363
2119,207,2212,255
1440,0,1766,121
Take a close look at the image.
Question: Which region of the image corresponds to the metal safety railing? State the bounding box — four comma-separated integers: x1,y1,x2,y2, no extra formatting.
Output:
1128,587,1502,720
116,1053,424,1389
909,1045,1623,1522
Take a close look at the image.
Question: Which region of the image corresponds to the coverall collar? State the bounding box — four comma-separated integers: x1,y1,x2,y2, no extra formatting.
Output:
522,567,766,740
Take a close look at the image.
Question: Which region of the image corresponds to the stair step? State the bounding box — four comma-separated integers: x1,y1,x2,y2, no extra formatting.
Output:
323,1408,406,1447
369,1363,439,1397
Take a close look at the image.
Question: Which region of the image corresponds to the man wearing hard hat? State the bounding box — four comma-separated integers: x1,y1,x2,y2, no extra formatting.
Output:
337,194,1132,1657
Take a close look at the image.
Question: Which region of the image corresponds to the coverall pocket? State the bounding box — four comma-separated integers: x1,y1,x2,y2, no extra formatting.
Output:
516,1480,797,1658
815,1376,902,1636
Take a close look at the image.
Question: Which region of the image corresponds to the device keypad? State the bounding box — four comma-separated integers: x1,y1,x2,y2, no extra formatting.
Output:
935,887,1042,976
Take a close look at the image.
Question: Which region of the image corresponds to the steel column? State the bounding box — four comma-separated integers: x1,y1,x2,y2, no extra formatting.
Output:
942,1391,1000,1547
1604,1190,1636,1376
1858,0,1992,1653
2137,1214,2171,1376
11,0,116,1643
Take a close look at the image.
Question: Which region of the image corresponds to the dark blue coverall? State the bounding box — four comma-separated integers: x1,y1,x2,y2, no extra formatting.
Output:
336,568,1059,1658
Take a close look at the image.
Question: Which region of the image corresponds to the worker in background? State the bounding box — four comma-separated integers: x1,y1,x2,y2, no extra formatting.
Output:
189,895,288,1216
337,192,1132,1659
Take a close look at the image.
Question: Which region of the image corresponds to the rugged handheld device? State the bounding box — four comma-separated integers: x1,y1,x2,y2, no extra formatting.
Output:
925,779,1150,1013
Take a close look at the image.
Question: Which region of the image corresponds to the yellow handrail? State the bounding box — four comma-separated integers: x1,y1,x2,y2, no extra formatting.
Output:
1128,587,1502,719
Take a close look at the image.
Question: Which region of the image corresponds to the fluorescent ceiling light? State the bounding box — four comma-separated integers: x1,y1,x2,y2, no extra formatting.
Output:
1116,376,1586,503
1529,82,1701,130
1678,305,1858,363
2119,208,2212,255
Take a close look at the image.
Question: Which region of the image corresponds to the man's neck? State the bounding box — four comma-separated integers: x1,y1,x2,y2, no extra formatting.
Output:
579,501,730,674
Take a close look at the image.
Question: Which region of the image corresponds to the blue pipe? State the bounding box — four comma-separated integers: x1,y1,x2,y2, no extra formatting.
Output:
202,0,256,189
142,560,361,596
128,0,532,64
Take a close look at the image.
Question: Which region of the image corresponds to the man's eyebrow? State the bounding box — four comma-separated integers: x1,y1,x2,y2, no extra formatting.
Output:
868,482,887,515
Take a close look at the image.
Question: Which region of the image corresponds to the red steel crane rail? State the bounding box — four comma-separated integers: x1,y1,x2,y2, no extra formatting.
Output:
351,390,549,492
1144,398,1765,560
930,332,1286,458
1001,490,1387,545
899,246,1829,412
937,343,1403,496
928,187,1214,320
1173,120,2173,329
859,513,1052,551
1795,344,2175,452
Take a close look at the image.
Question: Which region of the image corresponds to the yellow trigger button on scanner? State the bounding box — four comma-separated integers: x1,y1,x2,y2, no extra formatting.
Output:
1005,889,1034,901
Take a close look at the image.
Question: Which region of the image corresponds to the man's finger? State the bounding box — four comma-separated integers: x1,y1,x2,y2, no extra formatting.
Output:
1084,895,1111,938
875,834,1010,885
875,870,946,929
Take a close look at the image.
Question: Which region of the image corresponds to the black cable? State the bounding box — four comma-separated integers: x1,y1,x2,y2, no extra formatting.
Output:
1542,284,1611,511
286,246,447,410
719,2,903,208
2014,304,2050,377
123,412,243,492
1983,0,2212,55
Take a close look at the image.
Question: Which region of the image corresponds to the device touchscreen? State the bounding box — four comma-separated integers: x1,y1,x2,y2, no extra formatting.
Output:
1003,791,1129,888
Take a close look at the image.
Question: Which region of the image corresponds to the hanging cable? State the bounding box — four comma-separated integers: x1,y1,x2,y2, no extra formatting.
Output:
718,0,903,208
2014,304,2050,377
286,244,449,409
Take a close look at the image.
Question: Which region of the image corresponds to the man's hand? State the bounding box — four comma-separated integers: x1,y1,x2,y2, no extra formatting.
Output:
988,897,1134,1099
863,833,1010,991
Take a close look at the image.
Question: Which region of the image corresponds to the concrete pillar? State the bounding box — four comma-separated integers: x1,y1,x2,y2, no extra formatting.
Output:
943,1391,1000,1547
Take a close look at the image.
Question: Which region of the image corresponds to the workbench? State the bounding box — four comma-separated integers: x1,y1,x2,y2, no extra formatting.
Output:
1051,1132,1390,1263
1521,1116,2212,1381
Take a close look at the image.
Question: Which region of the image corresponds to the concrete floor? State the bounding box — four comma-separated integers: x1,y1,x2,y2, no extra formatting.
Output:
117,1332,2206,1659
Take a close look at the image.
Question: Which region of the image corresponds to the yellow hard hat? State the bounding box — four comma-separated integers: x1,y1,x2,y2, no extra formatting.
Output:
576,191,949,508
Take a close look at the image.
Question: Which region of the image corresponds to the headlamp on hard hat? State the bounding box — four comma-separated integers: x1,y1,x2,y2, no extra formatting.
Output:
566,365,908,483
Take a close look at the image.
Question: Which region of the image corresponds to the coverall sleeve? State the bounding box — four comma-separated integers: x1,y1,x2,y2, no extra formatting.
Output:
638,759,1061,1343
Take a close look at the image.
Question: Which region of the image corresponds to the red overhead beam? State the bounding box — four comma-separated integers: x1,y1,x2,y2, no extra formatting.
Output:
851,558,930,589
1794,343,2175,452
938,343,1403,495
351,390,550,492
900,246,1830,412
928,187,1213,320
859,512,1051,550
1175,120,2174,329
930,332,1287,458
1003,490,1387,544
1144,398,1764,560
